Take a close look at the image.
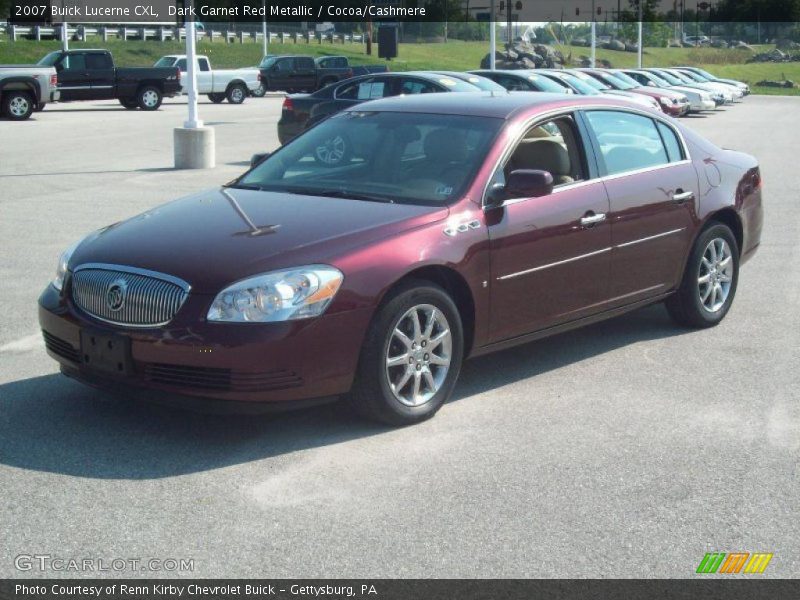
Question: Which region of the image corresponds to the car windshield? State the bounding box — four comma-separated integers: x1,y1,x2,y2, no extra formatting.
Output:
525,73,571,93
154,56,176,68
236,111,502,206
643,72,670,87
600,73,635,90
693,68,717,80
259,56,278,69
652,70,683,85
679,70,704,82
669,70,695,84
573,73,609,90
557,73,601,95
612,71,642,87
450,75,506,92
37,52,62,66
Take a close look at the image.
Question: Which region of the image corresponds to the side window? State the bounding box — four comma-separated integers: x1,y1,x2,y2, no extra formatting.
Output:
400,79,438,94
584,110,670,175
335,79,388,100
198,58,210,72
499,115,587,188
497,75,529,91
656,121,684,162
62,53,86,71
296,57,315,71
175,58,187,71
274,59,293,73
85,53,111,70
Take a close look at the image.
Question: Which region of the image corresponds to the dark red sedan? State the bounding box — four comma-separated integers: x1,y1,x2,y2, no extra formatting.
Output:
39,93,763,425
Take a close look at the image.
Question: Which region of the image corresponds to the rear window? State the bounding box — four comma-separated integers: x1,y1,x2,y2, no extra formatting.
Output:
585,110,671,175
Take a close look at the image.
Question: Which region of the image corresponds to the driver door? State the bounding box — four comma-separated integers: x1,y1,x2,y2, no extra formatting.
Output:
487,114,612,342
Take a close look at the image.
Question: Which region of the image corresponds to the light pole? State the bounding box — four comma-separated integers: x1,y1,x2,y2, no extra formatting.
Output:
61,0,68,51
262,0,268,58
637,0,643,68
590,0,597,68
489,0,496,69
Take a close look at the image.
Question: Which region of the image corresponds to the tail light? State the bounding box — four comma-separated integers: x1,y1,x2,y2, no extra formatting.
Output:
50,73,58,86
176,68,181,81
282,97,294,112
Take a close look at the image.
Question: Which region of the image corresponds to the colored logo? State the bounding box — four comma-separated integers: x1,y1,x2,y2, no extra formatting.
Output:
696,552,773,574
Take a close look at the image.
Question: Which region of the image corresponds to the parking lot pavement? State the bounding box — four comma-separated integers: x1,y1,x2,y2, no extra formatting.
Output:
0,96,798,578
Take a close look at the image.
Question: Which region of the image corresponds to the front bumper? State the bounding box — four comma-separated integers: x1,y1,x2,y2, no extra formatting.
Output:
662,102,689,117
38,284,372,407
690,99,717,112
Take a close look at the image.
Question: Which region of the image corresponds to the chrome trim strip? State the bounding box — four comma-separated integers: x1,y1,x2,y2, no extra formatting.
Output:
615,227,686,249
73,263,191,292
497,247,611,280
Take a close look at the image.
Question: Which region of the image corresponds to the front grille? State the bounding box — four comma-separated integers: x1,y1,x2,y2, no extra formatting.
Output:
71,265,189,327
42,331,81,363
143,363,303,392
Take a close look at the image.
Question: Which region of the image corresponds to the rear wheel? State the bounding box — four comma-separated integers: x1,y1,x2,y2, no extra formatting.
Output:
119,97,139,110
348,281,463,426
666,223,739,328
137,86,162,111
2,91,34,120
251,83,266,98
208,93,225,104
226,83,246,104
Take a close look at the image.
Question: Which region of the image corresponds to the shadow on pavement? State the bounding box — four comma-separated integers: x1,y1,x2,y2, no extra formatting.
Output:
0,304,686,480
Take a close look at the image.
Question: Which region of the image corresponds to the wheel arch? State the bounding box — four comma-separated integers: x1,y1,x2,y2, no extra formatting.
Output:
0,78,41,103
225,79,247,92
705,207,743,255
376,265,476,358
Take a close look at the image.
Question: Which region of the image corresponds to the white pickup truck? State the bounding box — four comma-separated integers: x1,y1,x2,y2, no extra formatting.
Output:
0,64,60,120
154,55,260,104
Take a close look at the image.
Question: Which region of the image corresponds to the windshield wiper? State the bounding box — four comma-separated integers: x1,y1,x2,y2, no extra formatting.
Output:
283,188,395,203
225,183,268,191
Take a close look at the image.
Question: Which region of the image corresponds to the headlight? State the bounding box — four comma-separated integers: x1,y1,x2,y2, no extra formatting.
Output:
52,240,81,292
207,265,343,323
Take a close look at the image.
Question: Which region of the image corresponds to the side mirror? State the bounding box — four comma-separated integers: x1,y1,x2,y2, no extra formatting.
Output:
250,152,270,168
505,169,554,199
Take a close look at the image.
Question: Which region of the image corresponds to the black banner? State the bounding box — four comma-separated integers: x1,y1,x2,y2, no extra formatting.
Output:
7,0,800,24
2,580,800,600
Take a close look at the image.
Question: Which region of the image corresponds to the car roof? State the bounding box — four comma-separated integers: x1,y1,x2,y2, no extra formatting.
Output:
342,91,638,119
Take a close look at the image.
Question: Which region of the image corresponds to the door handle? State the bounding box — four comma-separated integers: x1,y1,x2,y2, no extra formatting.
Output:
673,189,695,203
580,212,606,227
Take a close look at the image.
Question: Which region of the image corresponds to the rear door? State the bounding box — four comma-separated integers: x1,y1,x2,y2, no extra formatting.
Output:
582,109,698,304
84,52,115,99
196,57,213,93
55,52,92,100
293,56,318,91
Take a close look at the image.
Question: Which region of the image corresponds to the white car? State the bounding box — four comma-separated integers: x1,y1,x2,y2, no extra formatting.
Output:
154,55,260,104
621,70,717,112
657,68,738,103
567,70,662,111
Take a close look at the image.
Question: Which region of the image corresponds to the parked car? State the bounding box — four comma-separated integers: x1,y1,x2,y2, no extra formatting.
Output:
577,68,690,117
0,64,60,120
670,68,744,100
37,49,181,110
643,68,722,109
277,72,482,145
259,55,353,93
619,69,718,113
428,71,508,92
40,93,762,425
315,56,389,79
648,68,735,104
469,69,573,93
154,55,260,104
678,66,750,95
565,69,661,111
351,64,390,77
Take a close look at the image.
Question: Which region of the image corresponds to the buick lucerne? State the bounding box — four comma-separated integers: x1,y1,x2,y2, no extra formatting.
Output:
39,93,763,425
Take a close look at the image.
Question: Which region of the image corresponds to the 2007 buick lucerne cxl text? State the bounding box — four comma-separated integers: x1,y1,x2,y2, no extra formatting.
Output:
39,93,763,425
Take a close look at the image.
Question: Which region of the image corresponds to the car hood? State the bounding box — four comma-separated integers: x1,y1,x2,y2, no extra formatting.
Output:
667,85,705,99
70,188,448,294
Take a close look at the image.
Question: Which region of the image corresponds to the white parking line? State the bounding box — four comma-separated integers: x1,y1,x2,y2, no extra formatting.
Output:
0,333,43,354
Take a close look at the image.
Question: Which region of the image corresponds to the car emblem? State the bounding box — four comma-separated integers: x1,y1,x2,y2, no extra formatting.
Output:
106,279,128,312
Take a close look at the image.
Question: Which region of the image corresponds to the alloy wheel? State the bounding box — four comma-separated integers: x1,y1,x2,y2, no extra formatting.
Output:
698,237,734,313
9,96,30,117
385,304,452,407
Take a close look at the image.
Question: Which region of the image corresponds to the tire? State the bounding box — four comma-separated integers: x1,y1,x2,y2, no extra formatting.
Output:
348,281,464,426
119,97,139,110
137,86,162,111
251,83,266,98
35,102,46,112
2,91,34,121
226,83,246,104
666,222,740,328
313,132,352,167
208,93,225,104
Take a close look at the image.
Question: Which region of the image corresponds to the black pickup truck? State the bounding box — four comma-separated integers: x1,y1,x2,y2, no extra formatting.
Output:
37,50,181,110
258,55,354,93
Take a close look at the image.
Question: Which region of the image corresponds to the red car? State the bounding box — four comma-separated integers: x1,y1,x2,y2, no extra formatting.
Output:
578,68,690,117
39,93,763,425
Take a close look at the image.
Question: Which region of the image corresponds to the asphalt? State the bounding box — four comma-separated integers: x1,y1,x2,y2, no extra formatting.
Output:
0,96,797,578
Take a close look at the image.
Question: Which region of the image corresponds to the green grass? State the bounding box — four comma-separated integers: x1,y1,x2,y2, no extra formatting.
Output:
1,37,797,95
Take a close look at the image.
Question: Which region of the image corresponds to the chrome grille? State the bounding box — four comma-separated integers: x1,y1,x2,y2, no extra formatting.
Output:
71,264,190,327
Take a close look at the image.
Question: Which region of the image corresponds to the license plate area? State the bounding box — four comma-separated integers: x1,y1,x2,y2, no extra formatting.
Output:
80,330,132,376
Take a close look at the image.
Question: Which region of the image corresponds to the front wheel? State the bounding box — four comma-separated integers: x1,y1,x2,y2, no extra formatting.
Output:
2,91,34,120
251,83,266,98
666,223,739,328
137,86,162,111
348,282,464,426
226,83,246,104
